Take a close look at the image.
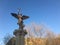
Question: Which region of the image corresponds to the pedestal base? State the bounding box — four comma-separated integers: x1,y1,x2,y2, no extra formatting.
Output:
13,29,27,45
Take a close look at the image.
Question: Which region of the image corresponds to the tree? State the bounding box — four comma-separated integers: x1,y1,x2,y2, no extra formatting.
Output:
3,33,12,45
25,22,46,38
45,29,55,45
25,22,49,45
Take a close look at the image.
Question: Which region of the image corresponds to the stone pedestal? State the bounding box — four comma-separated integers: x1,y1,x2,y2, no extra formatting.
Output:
13,29,27,45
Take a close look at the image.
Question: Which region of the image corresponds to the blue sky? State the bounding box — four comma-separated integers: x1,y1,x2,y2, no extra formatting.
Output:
0,0,60,45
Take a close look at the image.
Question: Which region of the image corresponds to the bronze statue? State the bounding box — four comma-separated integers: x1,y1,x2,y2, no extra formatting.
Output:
11,13,29,24
11,11,29,30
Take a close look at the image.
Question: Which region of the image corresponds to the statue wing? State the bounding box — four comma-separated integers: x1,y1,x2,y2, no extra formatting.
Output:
11,13,19,19
22,15,29,20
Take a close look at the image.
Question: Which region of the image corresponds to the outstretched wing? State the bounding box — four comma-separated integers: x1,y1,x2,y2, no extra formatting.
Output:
22,15,29,20
11,13,19,19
